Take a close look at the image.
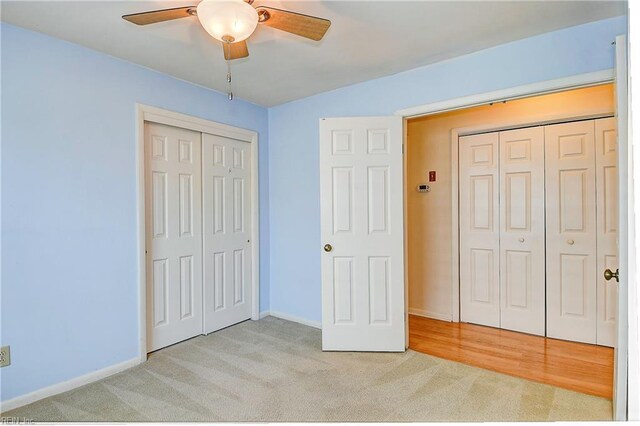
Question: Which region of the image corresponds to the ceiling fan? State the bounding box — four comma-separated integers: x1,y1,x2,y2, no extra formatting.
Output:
122,0,332,61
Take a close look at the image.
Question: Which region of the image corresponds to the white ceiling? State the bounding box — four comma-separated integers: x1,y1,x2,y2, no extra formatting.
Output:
1,1,626,106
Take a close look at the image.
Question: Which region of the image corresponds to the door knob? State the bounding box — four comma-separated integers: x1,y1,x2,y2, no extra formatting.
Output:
518,237,525,243
567,239,575,245
324,244,333,252
604,268,619,282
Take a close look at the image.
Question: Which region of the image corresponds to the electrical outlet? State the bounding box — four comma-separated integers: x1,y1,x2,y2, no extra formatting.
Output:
0,345,11,367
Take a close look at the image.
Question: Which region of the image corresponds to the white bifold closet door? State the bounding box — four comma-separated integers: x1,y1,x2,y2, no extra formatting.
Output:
145,122,204,352
459,128,545,335
595,117,618,347
461,118,617,344
545,120,598,344
459,132,501,328
202,133,252,334
499,127,545,336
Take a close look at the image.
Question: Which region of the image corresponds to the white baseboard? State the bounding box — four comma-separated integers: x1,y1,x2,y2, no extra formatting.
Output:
0,357,141,413
260,310,322,329
258,310,271,319
408,307,453,322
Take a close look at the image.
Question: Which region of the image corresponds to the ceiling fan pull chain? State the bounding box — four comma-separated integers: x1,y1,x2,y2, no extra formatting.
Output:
225,42,233,101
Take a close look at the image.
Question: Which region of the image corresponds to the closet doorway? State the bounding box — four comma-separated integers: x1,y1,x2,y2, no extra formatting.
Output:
137,105,260,354
406,84,617,399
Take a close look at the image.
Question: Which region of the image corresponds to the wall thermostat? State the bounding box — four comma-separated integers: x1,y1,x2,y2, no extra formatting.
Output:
417,184,431,193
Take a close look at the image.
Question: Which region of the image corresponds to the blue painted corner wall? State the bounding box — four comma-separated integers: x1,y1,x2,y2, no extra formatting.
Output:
0,23,269,402
266,15,627,324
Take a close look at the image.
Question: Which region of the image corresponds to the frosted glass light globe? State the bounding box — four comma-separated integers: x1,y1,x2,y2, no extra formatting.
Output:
197,0,259,43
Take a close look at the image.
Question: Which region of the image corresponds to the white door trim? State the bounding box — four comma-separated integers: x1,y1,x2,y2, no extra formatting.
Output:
615,33,632,421
136,104,260,362
395,69,614,118
626,4,640,417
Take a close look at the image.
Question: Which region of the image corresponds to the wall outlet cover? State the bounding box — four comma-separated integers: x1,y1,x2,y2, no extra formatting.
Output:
0,345,11,367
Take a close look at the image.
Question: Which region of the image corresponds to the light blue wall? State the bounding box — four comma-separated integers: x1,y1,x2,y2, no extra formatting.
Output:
0,13,628,405
267,16,627,323
0,23,269,402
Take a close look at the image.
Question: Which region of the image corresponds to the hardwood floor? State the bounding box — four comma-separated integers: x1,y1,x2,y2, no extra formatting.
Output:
408,315,614,399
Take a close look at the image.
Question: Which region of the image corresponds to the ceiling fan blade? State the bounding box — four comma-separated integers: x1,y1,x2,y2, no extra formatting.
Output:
256,6,331,41
223,40,249,60
122,7,196,25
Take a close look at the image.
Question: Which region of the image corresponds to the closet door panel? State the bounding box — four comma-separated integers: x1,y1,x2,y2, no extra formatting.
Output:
499,127,545,336
595,117,618,347
202,133,253,334
459,133,500,327
145,122,203,352
545,121,597,344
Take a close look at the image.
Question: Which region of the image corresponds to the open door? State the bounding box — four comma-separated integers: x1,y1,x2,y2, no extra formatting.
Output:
613,33,631,421
319,117,405,351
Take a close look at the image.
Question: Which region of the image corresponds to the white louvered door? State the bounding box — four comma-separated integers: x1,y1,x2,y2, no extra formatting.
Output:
459,132,500,328
202,133,252,334
145,122,203,352
545,120,598,344
319,116,404,351
499,127,546,336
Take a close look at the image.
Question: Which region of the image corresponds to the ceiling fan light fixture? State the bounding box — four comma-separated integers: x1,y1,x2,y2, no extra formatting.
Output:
196,0,259,43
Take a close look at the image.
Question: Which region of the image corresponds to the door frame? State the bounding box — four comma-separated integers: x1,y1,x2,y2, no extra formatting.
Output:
397,69,614,322
135,104,260,361
395,68,636,419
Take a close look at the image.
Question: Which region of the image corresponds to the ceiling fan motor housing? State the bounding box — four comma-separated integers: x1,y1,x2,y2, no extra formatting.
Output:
196,0,259,43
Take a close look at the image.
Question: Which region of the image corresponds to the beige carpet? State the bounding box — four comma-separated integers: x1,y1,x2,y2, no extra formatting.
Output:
3,316,612,422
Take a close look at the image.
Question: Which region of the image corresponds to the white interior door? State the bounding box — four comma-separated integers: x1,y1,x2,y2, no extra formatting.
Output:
145,122,203,352
545,120,597,344
499,127,546,336
595,117,618,347
202,133,252,334
459,132,500,328
319,116,404,351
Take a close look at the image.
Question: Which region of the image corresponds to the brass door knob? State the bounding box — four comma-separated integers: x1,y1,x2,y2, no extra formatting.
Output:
604,268,619,282
324,244,333,252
